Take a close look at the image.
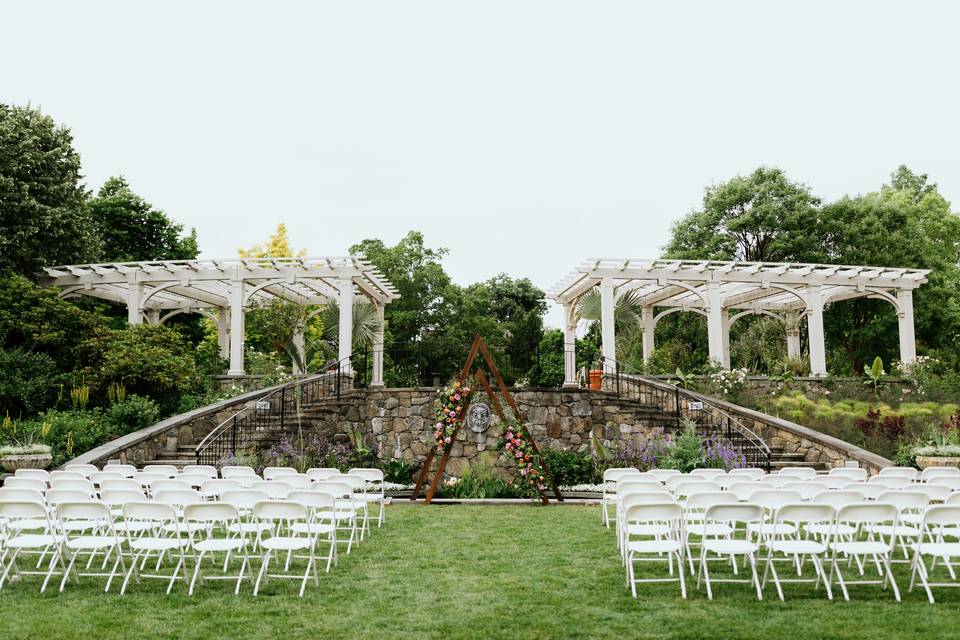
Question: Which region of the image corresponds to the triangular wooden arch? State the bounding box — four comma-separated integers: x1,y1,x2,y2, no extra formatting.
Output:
411,335,564,505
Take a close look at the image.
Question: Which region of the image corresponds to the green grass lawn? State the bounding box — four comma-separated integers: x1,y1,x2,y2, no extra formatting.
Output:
1,503,959,639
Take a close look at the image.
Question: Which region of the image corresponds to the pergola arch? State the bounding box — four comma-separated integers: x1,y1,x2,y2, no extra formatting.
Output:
38,257,399,385
549,258,927,381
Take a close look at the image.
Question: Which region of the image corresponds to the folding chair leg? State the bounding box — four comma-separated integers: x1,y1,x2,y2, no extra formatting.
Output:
882,557,901,602
748,554,763,600
254,551,271,596
188,552,204,595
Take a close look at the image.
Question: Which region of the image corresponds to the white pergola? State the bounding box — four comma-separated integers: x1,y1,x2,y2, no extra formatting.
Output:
38,257,399,384
548,259,929,385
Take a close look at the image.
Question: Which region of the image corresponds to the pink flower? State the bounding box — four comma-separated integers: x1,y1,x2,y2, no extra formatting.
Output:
515,451,522,459
453,394,460,401
505,431,514,439
445,436,452,444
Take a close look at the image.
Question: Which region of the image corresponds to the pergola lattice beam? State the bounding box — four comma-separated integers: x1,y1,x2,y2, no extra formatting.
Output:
549,258,928,381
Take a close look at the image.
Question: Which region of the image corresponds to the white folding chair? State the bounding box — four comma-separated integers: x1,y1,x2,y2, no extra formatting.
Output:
47,471,86,483
921,467,960,483
616,479,669,534
263,467,298,481
782,482,828,501
134,472,168,491
201,479,243,501
672,481,720,507
119,501,189,594
64,464,97,478
754,475,792,489
183,502,252,595
818,475,855,491
178,474,212,489
827,503,901,601
100,489,148,528
287,491,338,573
617,490,673,560
843,482,887,501
348,468,386,527
252,481,293,500
14,469,50,481
280,475,313,490
829,467,868,482
221,466,258,479
104,464,137,478
329,474,371,539
869,475,913,489
305,468,338,482
910,505,960,603
50,478,96,498
870,490,929,562
221,490,273,551
182,465,219,479
312,481,359,554
142,464,178,478
646,469,682,484
727,482,762,502
761,503,834,601
929,476,960,491
689,468,727,481
879,466,919,481
90,470,126,488
685,492,739,575
601,468,638,526
0,501,64,592
806,491,865,543
747,490,803,544
151,480,194,495
913,483,952,505
99,478,144,496
55,501,126,592
624,502,686,598
252,500,318,597
728,468,765,481
777,467,818,480
3,478,47,493
698,504,766,600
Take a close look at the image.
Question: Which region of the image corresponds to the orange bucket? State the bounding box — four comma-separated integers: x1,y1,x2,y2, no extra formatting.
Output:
589,369,603,390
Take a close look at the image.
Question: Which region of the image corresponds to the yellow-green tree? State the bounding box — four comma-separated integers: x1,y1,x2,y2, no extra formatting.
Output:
238,223,306,258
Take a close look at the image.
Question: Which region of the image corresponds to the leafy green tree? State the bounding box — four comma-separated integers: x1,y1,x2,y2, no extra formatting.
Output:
526,329,565,387
87,176,198,262
0,103,100,274
665,167,822,262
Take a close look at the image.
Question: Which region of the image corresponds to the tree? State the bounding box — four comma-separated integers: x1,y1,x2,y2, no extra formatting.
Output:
87,176,198,262
665,167,822,263
576,287,645,364
238,223,306,258
0,103,100,274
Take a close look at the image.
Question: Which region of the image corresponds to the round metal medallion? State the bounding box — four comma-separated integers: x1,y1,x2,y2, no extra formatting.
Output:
467,402,492,433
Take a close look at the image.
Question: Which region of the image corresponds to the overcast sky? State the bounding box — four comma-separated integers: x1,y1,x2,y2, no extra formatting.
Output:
3,1,959,328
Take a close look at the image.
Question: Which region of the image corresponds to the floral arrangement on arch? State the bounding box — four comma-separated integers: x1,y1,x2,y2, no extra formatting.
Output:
497,421,547,492
433,378,473,454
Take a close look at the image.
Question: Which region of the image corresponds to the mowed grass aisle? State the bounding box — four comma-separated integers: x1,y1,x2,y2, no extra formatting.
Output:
1,503,959,639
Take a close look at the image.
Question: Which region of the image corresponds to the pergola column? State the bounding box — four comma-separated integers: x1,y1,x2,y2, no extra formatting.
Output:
562,303,577,387
720,308,731,369
228,280,245,376
144,309,160,326
785,311,802,360
338,277,354,372
897,289,917,366
126,280,144,325
599,278,616,371
642,306,655,363
806,286,827,376
706,282,725,368
370,301,385,387
216,308,230,360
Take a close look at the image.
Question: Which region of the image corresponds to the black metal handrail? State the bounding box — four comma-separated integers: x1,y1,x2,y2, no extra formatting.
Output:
195,355,357,466
599,358,772,471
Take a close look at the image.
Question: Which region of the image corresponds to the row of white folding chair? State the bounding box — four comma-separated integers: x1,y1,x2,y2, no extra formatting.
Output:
623,497,960,602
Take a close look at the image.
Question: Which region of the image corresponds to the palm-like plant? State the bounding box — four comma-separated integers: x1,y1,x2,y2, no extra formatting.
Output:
576,287,646,361
321,299,383,352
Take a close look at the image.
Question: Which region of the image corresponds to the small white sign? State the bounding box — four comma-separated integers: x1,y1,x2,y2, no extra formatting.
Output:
688,401,704,411
254,400,271,411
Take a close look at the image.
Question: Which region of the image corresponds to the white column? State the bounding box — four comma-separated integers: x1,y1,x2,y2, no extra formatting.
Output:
897,289,917,366
642,306,655,363
217,308,230,360
338,277,354,372
291,330,306,375
806,286,827,376
599,278,616,371
720,308,731,369
145,309,160,326
371,301,385,387
127,281,144,325
228,280,245,376
563,303,577,387
706,282,725,367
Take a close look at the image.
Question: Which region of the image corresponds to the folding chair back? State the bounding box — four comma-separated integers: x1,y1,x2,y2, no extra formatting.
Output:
705,503,765,525
879,466,919,480
921,466,960,482
620,492,674,511
869,475,913,489
281,475,313,490
617,479,663,496
306,468,338,481
182,465,218,478
104,464,137,478
221,465,257,478
64,464,97,478
751,489,802,511
3,477,46,492
603,468,637,482
829,467,867,482
689,468,726,481
646,469,681,483
152,480,194,494
348,468,384,483
728,468,765,480
263,467,298,481
812,490,864,508
0,488,44,502
99,478,143,494
142,465,178,478
816,475,853,490
727,482,762,502
836,502,897,526
14,469,49,481
252,481,293,499
777,467,817,480
154,489,203,508
755,475,791,489
914,484,952,503
253,499,307,522
0,500,50,520
183,502,239,523
101,489,146,509
929,476,960,491
221,489,270,512
842,482,887,500
673,481,720,500
776,503,835,526
50,478,95,497
781,482,827,501
201,479,243,499
45,489,93,508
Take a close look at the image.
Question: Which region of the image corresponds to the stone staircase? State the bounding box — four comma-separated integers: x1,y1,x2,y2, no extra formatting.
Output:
768,445,829,472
